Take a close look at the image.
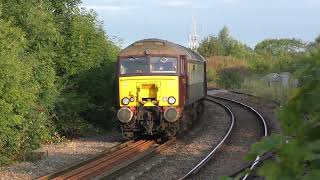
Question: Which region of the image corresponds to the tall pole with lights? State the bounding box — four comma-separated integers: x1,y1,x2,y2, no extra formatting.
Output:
188,16,200,51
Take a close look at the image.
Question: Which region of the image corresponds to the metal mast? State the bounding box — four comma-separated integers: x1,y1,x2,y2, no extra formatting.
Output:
188,16,200,51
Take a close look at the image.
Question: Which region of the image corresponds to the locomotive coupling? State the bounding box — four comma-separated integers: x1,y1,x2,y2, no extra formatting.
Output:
164,107,179,122
117,107,133,123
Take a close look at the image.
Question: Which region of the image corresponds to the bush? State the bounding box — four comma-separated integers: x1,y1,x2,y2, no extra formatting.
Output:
207,69,217,82
249,58,271,73
0,20,52,165
53,9,120,136
0,1,120,165
216,67,245,89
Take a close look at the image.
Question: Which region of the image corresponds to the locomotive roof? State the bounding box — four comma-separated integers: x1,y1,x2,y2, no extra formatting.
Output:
119,38,205,62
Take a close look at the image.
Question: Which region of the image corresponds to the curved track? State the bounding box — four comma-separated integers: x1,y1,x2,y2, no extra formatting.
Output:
180,95,268,179
212,95,268,179
179,98,235,180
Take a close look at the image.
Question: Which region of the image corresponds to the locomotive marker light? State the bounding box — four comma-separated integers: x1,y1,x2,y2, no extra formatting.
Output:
117,107,133,123
168,96,176,105
162,97,168,102
122,97,130,105
130,97,135,102
164,107,179,122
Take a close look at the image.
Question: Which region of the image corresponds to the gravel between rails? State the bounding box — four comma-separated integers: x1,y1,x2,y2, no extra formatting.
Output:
0,134,122,180
114,101,231,180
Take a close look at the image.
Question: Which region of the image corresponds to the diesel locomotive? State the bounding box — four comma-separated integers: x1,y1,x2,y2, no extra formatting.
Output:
116,39,206,139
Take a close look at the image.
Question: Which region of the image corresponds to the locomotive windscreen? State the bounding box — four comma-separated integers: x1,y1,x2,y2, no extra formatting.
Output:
120,57,148,74
119,56,178,75
150,57,177,73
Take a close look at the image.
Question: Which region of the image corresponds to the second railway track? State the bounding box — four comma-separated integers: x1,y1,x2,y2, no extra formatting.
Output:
180,94,268,179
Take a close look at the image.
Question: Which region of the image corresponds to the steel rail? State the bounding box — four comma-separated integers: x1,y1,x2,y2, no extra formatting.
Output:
179,98,235,180
37,138,176,180
208,95,268,180
36,140,134,180
61,140,154,179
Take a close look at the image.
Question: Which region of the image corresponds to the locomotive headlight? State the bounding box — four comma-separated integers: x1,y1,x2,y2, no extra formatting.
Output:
168,96,176,105
130,97,135,102
164,107,179,122
122,97,130,105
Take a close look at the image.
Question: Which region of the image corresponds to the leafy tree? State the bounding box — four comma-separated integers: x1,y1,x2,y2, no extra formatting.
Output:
254,38,308,72
307,35,320,52
218,26,231,55
0,20,52,165
254,38,307,61
198,36,224,57
1,0,60,110
0,0,120,164
198,26,255,59
54,9,120,136
316,35,320,46
248,58,271,73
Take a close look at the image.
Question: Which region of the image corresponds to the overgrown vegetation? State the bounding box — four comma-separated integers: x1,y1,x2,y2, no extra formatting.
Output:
246,49,320,179
201,26,312,102
0,0,120,165
201,27,320,179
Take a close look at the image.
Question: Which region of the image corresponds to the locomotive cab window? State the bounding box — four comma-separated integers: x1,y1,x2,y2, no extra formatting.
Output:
150,57,177,73
120,57,148,74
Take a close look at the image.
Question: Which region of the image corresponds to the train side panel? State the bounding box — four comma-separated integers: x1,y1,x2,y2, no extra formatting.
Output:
186,60,205,105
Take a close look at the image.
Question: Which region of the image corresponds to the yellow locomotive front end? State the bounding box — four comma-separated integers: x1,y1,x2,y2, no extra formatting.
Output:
117,56,182,138
119,76,179,108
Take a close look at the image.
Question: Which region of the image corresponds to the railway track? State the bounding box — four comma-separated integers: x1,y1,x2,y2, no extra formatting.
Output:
37,139,175,180
179,98,235,180
180,95,268,179
37,93,269,180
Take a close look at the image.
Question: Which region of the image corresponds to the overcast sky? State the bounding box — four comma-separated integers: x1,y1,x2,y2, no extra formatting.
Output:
81,0,320,47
